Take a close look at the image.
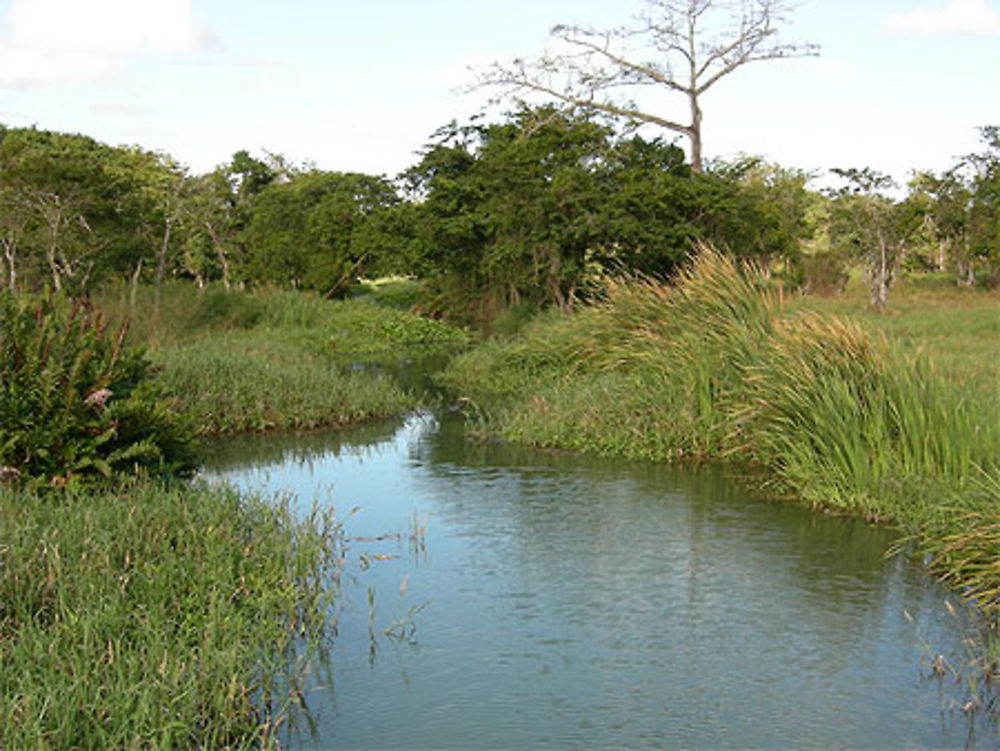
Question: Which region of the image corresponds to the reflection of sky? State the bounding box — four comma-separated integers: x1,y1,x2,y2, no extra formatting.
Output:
203,414,992,750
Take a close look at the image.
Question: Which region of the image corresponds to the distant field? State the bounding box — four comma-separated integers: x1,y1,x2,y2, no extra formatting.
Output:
790,274,999,394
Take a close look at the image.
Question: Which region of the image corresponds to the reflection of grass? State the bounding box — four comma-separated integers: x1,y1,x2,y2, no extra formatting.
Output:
440,248,1000,636
0,482,342,748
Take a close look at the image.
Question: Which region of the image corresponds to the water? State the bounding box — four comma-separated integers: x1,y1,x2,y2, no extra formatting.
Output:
202,413,996,749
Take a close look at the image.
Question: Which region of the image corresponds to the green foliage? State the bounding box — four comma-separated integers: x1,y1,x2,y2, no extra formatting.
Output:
189,287,265,330
406,107,809,321
0,481,341,748
242,171,401,295
353,277,428,309
0,291,195,487
93,283,469,435
156,331,415,435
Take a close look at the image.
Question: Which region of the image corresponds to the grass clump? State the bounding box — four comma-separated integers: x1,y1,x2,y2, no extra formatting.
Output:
156,331,413,435
0,482,342,749
93,283,470,436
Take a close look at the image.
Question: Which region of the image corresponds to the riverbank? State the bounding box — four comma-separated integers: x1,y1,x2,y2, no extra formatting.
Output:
439,250,1000,636
1,283,469,746
96,283,470,435
0,481,342,749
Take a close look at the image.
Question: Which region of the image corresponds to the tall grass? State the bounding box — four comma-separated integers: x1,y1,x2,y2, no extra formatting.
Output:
93,283,470,436
0,482,342,749
156,332,413,435
440,246,1000,614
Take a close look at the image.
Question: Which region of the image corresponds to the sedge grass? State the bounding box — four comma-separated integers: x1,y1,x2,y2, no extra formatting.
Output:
0,481,342,749
155,331,414,435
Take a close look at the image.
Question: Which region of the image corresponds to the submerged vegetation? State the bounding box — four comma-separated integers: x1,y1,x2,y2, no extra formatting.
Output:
440,248,1000,624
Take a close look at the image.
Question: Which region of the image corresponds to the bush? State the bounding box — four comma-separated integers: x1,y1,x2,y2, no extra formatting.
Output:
0,291,195,488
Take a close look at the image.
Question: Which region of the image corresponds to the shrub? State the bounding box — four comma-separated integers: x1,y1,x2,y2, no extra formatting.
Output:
0,291,195,488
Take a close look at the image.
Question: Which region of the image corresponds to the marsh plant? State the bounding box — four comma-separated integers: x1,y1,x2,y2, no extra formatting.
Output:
0,291,195,488
93,282,470,436
0,483,343,749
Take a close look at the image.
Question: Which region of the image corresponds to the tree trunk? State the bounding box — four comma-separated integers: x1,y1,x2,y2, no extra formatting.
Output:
129,258,143,320
154,218,172,311
956,258,976,287
206,222,231,290
1,237,15,291
869,241,891,310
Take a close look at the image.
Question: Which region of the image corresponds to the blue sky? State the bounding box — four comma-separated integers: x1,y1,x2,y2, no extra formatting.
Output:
0,0,997,189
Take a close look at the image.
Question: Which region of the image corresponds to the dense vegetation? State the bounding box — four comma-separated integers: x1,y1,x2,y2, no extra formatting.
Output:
0,115,996,323
0,292,194,489
0,483,341,749
94,282,468,435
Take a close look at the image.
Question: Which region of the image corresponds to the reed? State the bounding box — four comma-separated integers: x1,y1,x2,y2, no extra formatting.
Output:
92,282,470,435
155,331,413,435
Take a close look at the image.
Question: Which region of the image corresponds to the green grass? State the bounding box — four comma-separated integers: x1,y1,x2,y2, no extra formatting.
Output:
790,273,999,394
0,481,342,749
156,331,413,435
93,282,471,436
440,248,1000,620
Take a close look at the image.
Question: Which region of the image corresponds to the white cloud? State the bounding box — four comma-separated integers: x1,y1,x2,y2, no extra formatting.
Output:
886,0,1000,36
0,0,217,86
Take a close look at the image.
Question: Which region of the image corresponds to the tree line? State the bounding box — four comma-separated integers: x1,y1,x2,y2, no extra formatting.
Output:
0,113,996,318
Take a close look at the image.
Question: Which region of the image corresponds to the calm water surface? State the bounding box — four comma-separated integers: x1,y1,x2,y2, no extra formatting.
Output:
202,413,995,750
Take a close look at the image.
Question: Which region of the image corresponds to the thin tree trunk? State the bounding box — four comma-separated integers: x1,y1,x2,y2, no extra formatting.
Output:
154,218,172,312
205,222,230,290
1,237,15,291
129,258,143,320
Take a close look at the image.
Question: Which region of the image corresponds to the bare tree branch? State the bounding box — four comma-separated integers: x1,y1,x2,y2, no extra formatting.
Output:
471,0,818,173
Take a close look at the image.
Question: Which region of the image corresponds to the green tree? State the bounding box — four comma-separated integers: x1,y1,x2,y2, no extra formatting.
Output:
828,167,907,309
407,109,612,313
902,126,1000,286
965,126,1000,285
242,170,399,295
175,169,239,289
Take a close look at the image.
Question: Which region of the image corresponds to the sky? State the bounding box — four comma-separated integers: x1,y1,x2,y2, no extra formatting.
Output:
0,0,997,190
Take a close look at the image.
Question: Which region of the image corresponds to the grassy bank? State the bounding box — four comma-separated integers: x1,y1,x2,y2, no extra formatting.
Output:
95,283,470,435
440,249,1000,619
0,482,341,749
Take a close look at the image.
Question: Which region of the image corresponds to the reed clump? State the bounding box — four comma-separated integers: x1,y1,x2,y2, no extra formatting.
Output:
440,246,1000,616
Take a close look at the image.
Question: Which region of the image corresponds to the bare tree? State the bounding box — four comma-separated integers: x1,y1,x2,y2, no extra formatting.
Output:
473,0,817,173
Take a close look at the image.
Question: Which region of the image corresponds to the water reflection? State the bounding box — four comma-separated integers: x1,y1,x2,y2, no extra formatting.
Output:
202,414,996,749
